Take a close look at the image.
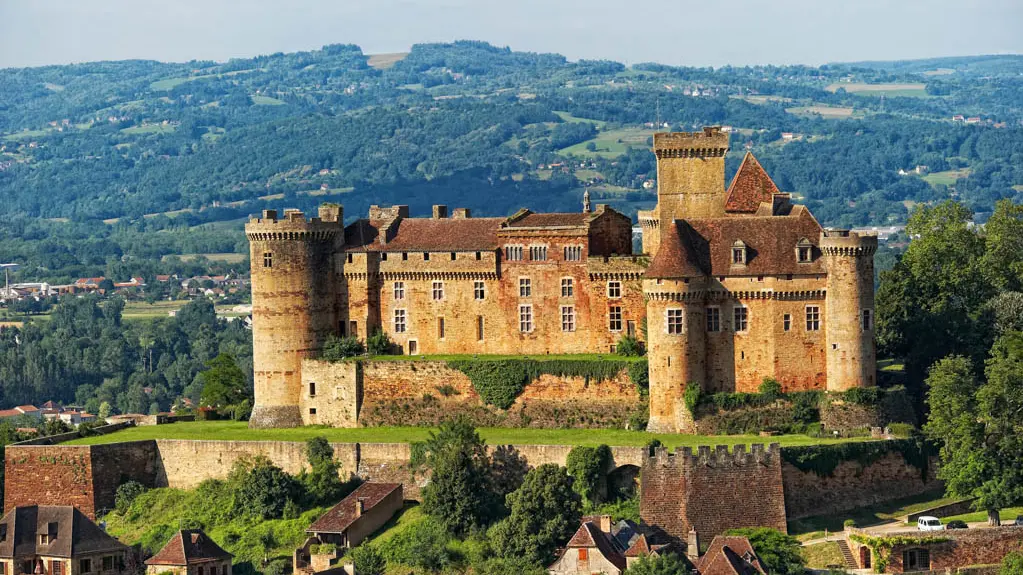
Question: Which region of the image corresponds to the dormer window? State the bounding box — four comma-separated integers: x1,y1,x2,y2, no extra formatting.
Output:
796,238,813,263
731,241,747,265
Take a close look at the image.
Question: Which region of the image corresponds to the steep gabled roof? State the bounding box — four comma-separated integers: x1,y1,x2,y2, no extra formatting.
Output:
0,506,128,559
565,521,627,572
307,483,402,535
146,530,233,566
697,536,765,575
725,152,781,213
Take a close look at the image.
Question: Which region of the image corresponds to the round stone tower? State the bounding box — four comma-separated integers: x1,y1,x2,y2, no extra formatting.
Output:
821,229,878,391
246,205,343,428
644,277,707,434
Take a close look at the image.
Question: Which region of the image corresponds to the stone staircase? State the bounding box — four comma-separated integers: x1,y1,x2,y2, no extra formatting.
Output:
836,539,858,570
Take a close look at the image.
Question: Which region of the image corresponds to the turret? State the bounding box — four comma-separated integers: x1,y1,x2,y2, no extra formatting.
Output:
654,127,729,223
821,229,877,391
246,205,344,428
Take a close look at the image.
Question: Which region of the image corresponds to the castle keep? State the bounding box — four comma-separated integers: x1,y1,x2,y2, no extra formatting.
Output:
246,126,877,431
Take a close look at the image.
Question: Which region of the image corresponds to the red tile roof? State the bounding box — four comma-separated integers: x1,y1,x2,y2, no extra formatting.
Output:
345,218,504,252
644,221,706,279
307,483,402,534
565,521,627,572
725,152,780,213
504,211,591,228
624,533,651,557
146,530,232,566
697,536,765,575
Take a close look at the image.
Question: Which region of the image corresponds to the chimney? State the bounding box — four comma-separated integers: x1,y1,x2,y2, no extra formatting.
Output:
432,205,448,219
356,498,365,517
687,529,700,562
452,208,471,219
318,204,343,223
772,193,792,215
261,209,278,221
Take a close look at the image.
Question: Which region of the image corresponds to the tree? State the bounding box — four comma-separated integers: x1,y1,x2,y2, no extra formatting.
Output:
301,436,347,504
489,464,582,565
982,199,1023,292
922,339,1023,527
199,354,249,410
98,401,112,419
348,545,385,575
417,417,494,536
566,445,612,506
115,481,148,515
725,528,804,575
231,456,302,520
624,553,691,575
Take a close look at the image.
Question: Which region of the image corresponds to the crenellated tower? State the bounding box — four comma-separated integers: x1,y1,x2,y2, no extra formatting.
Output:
245,205,344,428
821,229,878,391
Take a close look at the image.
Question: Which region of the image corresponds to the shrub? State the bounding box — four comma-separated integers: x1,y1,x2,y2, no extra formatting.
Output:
349,545,385,575
367,330,395,355
726,527,805,575
231,457,303,519
616,335,644,357
1000,551,1023,575
566,445,612,506
843,519,857,528
322,335,364,361
759,377,783,399
628,360,649,396
627,402,649,431
623,552,692,575
115,481,148,516
683,383,701,414
840,386,881,405
435,384,458,397
379,516,452,570
231,398,252,421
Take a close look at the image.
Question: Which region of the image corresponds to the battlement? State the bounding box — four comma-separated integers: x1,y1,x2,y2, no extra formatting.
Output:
245,207,343,240
820,229,878,256
653,127,729,158
647,442,780,467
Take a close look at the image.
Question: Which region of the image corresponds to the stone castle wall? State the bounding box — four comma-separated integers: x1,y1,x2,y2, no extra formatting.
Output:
299,359,642,428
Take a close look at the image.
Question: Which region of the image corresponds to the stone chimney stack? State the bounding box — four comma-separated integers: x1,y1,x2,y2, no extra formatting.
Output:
356,498,365,517
452,208,471,219
687,529,700,562
432,205,448,219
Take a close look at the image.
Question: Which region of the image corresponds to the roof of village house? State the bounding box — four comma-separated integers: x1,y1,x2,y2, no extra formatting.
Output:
646,207,824,279
697,536,765,575
725,152,781,213
145,530,232,566
16,405,39,413
306,483,402,534
503,211,592,228
564,521,627,572
344,217,505,252
0,506,128,559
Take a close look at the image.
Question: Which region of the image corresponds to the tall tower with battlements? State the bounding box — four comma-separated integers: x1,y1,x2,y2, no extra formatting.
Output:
821,229,878,391
245,205,344,428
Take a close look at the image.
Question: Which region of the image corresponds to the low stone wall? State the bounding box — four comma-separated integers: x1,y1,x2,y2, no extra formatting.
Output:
848,526,1023,573
13,422,135,446
302,359,642,429
906,499,977,523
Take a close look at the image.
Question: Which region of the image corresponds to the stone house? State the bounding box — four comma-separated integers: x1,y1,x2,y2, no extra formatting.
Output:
144,530,232,575
0,506,130,575
694,536,765,575
548,516,673,575
294,483,402,575
846,526,1023,573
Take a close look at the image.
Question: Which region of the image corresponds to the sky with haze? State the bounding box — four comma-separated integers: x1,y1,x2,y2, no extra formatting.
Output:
1,0,1021,69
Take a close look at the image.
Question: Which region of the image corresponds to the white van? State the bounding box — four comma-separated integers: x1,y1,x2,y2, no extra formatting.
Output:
917,516,945,531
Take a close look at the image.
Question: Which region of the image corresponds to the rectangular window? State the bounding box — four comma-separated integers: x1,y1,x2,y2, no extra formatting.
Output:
393,281,405,300
561,306,576,332
79,560,91,574
734,306,748,332
561,278,574,297
806,306,821,331
475,251,482,260
309,408,316,416
263,252,272,268
607,281,622,299
732,247,745,264
350,321,357,336
102,558,113,572
210,567,218,575
862,309,873,331
450,252,456,261
432,281,444,301
529,245,547,261
402,252,408,261
423,252,430,261
627,320,636,337
381,252,387,261
347,253,353,264
50,562,62,575
504,245,523,261
393,309,407,333
798,246,812,262
783,314,791,332
438,317,445,339
519,305,533,332
519,277,531,297
609,306,623,332
474,281,485,300
578,549,588,561
666,308,684,335
476,316,484,341
309,382,316,397
706,307,720,332
563,246,583,261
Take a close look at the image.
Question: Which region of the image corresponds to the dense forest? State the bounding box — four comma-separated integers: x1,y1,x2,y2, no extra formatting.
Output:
0,42,1021,284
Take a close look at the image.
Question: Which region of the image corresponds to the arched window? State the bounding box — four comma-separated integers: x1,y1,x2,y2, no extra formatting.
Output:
796,238,813,263
731,240,747,265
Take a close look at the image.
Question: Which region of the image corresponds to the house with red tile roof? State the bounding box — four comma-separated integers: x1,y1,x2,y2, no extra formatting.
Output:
548,516,676,575
145,530,232,575
695,536,766,575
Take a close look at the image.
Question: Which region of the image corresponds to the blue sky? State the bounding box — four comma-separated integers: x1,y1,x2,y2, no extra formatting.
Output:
1,0,1020,69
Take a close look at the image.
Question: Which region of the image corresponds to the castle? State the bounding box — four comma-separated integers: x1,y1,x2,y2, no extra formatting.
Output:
245,126,877,431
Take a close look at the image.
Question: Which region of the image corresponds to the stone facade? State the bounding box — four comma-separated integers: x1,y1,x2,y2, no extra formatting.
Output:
246,127,876,431
639,444,787,541
848,527,1023,573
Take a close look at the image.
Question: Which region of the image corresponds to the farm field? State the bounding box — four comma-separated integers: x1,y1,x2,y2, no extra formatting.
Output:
65,420,876,449
120,123,177,135
250,94,284,105
826,82,929,97
560,126,655,158
786,105,857,119
367,52,408,69
923,168,971,187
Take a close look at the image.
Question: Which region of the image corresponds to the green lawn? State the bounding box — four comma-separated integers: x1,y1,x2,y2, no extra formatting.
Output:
825,82,929,98
251,95,285,106
120,124,177,135
941,506,1023,524
923,168,971,187
64,420,875,450
801,541,845,569
553,111,607,128
560,127,656,158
